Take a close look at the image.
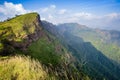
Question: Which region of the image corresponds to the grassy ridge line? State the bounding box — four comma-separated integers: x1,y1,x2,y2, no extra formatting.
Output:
0,13,38,42
0,13,39,51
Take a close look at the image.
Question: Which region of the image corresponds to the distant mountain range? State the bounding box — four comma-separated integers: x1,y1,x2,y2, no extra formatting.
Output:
0,13,120,80
42,21,120,80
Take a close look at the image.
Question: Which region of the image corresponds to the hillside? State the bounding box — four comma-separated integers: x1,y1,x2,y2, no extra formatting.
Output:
0,13,90,80
42,21,120,80
57,23,120,64
0,55,48,80
1,12,120,80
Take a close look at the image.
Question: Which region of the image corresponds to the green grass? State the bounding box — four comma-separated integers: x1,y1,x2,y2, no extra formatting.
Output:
0,13,91,80
0,13,39,53
0,43,3,51
28,37,61,66
0,13,38,42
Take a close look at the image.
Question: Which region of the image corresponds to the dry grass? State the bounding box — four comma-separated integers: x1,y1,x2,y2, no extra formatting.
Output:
0,55,48,80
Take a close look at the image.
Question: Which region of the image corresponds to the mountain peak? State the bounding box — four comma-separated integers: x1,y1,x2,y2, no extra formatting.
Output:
58,23,88,29
0,12,41,41
0,12,43,54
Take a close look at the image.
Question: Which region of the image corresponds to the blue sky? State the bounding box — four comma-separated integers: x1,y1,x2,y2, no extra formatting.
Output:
0,0,120,30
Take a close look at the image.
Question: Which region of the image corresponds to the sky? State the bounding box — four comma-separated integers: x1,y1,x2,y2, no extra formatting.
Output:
0,0,120,30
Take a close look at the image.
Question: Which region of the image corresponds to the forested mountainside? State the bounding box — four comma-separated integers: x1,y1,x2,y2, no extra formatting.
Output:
0,13,90,80
57,23,120,64
42,21,120,80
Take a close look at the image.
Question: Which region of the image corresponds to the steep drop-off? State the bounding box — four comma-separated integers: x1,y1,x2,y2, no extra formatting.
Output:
0,13,90,80
42,21,120,80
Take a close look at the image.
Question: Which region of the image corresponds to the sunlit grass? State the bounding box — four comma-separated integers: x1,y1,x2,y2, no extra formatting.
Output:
0,13,38,42
0,55,48,80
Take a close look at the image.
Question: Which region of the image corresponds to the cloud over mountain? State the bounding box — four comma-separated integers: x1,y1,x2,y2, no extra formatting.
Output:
0,2,28,16
0,2,120,30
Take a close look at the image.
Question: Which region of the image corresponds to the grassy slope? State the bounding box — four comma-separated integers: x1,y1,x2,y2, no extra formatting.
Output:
0,13,38,51
28,35,61,66
0,12,63,66
72,28,120,63
56,24,120,80
0,13,38,41
57,23,120,63
59,31,120,80
0,13,91,80
0,55,58,80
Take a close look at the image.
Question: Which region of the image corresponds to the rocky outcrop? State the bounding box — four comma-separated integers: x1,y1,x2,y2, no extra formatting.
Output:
11,14,45,51
0,13,46,54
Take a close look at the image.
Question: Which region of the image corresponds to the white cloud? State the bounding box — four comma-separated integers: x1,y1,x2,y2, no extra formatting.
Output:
0,2,28,16
105,13,120,20
50,5,56,9
39,4,56,14
48,14,53,19
0,2,31,21
73,12,100,20
41,17,46,20
58,9,67,14
0,2,120,30
107,13,119,17
74,12,91,17
41,8,48,12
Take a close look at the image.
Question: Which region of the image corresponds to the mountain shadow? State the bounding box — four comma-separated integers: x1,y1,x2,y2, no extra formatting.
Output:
62,32,120,80
42,21,120,80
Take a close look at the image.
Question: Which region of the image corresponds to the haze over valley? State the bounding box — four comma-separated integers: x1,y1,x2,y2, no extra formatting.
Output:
0,0,120,80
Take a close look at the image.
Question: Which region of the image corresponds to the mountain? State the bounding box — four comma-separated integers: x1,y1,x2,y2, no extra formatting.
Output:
57,23,120,64
0,13,90,80
42,21,120,80
1,12,120,80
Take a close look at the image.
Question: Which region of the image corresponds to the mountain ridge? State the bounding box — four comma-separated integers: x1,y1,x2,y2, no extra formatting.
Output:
0,13,90,80
0,12,120,80
42,21,120,80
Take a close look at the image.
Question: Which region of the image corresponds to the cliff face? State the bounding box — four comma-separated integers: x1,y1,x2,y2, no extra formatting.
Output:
0,13,45,53
10,14,45,51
